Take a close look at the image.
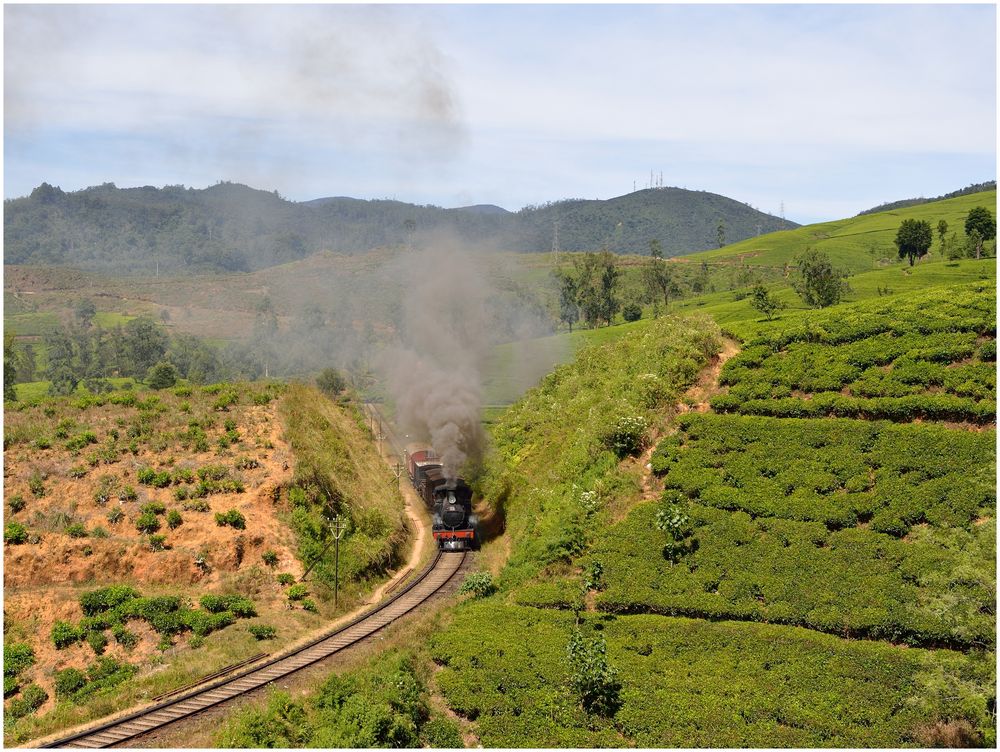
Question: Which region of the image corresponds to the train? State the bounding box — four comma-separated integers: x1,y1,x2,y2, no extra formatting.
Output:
405,443,478,551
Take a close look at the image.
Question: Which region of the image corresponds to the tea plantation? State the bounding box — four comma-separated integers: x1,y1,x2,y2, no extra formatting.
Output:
432,275,996,746
652,414,994,535
432,603,994,748
712,282,996,423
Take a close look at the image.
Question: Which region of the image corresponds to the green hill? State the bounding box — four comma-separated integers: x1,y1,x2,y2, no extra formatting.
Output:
857,181,996,216
683,189,997,274
3,182,793,275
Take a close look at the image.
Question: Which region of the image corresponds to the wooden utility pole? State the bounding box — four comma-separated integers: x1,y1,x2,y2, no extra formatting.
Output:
332,515,347,609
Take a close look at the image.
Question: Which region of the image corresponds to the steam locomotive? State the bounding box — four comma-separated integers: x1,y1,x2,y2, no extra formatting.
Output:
406,443,478,550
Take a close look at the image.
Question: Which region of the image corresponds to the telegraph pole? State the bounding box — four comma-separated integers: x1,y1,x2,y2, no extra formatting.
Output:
332,514,347,609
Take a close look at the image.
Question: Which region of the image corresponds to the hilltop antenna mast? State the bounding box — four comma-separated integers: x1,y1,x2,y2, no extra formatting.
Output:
659,171,663,188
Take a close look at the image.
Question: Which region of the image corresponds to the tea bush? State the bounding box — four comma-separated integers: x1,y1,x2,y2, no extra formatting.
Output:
431,601,994,747
715,283,996,423
247,624,276,640
652,414,994,536
215,509,246,529
4,683,47,720
4,522,29,545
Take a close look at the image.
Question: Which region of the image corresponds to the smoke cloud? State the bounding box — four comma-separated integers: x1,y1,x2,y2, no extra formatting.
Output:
381,239,494,483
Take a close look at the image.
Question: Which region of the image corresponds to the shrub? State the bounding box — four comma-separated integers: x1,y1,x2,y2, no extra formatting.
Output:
86,630,108,655
28,470,45,497
6,683,47,719
567,630,622,717
118,485,138,502
261,550,279,567
183,498,211,512
200,594,257,617
4,522,28,545
3,643,35,678
112,625,138,649
65,431,98,451
277,573,296,586
65,522,88,539
69,464,88,478
80,585,140,615
301,599,318,613
146,361,179,390
459,572,497,598
603,415,648,458
135,512,160,534
622,303,642,322
138,467,173,488
174,385,193,398
172,467,196,484
139,501,167,515
166,509,183,529
286,584,309,601
52,620,84,649
235,456,260,470
8,494,25,513
215,509,246,529
106,508,125,524
316,368,347,397
247,624,277,640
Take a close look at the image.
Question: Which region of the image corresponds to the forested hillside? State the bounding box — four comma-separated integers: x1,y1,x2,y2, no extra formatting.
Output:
3,182,793,274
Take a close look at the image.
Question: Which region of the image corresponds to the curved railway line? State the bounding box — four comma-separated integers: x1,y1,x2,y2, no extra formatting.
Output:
42,550,467,749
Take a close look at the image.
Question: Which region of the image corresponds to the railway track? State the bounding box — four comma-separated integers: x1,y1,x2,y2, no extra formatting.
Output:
42,550,466,749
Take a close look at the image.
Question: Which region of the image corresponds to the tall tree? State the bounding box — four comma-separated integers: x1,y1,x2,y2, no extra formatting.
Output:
4,333,19,402
937,219,949,247
642,239,675,314
716,219,726,248
964,207,996,259
572,253,603,328
44,329,79,396
597,250,622,325
551,268,580,332
894,219,933,266
793,248,849,308
122,317,169,377
15,343,36,383
75,298,97,327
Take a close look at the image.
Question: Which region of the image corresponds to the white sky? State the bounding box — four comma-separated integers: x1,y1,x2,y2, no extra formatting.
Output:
4,3,996,223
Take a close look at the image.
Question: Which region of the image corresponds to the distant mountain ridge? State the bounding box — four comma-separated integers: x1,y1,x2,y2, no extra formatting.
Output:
857,181,996,216
4,181,795,275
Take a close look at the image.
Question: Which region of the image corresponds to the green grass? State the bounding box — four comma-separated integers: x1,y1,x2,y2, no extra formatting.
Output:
91,311,134,328
5,312,61,337
685,189,997,274
279,384,408,592
481,315,722,588
671,257,996,342
8,378,146,404
483,318,654,404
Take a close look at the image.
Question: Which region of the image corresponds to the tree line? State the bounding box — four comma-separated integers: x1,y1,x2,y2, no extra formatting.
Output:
3,314,265,401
